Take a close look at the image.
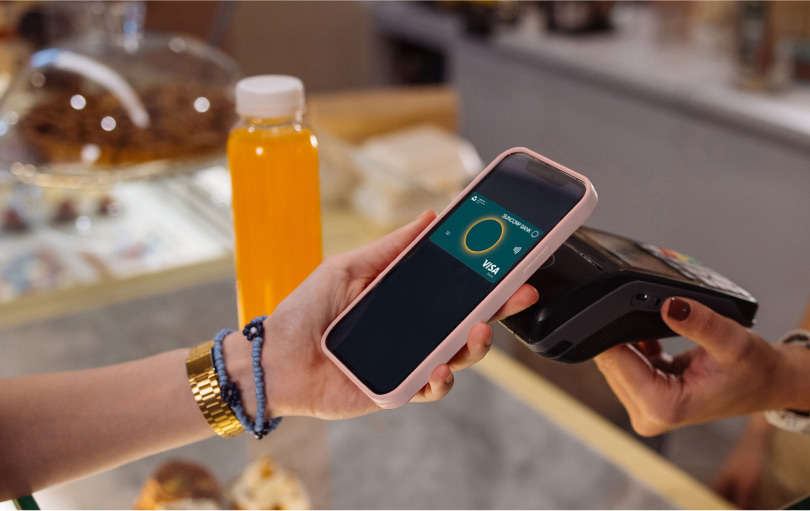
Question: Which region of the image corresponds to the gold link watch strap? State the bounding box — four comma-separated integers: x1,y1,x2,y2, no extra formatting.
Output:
186,340,244,438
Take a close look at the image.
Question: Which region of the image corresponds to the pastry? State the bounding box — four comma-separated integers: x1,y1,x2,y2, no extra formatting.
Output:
19,81,234,168
228,454,310,510
134,459,223,510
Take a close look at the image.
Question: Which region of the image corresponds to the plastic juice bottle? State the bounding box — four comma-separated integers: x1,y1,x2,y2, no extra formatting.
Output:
228,75,321,325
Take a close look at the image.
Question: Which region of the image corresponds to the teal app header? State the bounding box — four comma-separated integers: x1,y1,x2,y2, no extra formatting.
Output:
430,193,543,282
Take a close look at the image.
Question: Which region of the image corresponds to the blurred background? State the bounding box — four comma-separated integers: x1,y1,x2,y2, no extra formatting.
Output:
1,1,810,509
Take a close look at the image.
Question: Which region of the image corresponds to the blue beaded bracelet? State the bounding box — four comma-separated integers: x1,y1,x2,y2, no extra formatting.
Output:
211,320,282,439
243,315,266,341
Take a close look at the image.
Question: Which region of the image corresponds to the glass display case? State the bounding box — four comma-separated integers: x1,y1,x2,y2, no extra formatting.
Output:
0,1,241,306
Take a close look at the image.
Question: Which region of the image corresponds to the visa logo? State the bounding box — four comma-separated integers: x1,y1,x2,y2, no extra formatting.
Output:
483,259,500,275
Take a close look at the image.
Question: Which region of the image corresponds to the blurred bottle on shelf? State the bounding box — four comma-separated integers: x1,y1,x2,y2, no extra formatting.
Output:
227,75,321,325
797,41,810,84
432,1,521,38
795,1,810,83
734,1,806,92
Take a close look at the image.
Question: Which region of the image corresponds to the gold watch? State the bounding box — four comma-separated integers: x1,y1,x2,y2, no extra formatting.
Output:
186,340,244,438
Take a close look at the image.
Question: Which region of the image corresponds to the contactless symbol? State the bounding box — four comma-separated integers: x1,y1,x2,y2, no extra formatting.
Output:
531,230,540,238
513,246,522,254
464,218,504,253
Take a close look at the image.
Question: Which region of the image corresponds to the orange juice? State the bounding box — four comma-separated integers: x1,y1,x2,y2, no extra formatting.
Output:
229,76,321,324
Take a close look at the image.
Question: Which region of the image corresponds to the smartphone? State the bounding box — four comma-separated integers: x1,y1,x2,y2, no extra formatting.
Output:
321,148,597,408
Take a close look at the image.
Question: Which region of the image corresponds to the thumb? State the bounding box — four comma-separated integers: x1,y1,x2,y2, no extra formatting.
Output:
357,210,437,274
661,297,748,364
595,344,658,392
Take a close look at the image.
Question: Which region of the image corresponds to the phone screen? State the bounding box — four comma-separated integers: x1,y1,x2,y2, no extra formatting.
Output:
326,153,586,394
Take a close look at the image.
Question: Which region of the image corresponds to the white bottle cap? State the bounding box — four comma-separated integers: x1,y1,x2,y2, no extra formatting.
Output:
235,75,305,118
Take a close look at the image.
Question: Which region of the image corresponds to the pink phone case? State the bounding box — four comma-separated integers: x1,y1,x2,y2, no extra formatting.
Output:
321,147,598,409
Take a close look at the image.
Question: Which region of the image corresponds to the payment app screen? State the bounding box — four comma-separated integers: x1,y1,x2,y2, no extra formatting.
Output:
430,193,542,282
326,152,586,395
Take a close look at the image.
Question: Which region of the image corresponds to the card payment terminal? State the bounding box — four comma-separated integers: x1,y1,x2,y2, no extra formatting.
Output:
500,227,758,363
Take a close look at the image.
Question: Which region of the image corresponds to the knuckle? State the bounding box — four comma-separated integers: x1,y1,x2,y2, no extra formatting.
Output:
421,386,435,402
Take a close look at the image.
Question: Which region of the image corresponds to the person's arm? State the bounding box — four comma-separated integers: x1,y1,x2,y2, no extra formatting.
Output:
0,211,539,501
594,297,810,436
710,293,810,508
0,350,211,501
712,413,773,509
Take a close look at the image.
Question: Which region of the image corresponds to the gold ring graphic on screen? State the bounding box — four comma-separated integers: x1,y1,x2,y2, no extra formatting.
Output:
463,217,505,254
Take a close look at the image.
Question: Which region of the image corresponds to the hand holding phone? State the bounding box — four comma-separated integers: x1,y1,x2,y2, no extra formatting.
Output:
322,148,598,408
238,210,539,421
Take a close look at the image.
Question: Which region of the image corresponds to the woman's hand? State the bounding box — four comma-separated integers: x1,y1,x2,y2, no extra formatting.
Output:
594,297,810,436
226,210,540,420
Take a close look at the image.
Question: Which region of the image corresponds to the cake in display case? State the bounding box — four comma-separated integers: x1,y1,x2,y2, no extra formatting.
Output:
0,1,241,188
